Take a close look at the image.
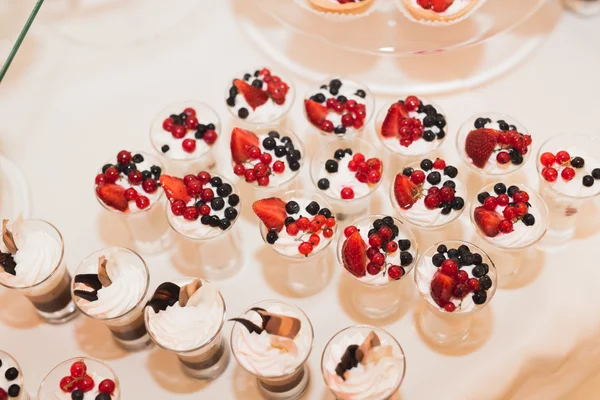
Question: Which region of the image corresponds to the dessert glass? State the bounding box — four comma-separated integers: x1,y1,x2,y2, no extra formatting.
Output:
0,350,29,399
72,247,151,351
309,137,383,223
150,101,221,175
536,134,600,245
337,215,418,319
321,325,406,400
37,357,120,400
0,219,77,324
230,299,314,400
144,278,229,379
414,241,497,345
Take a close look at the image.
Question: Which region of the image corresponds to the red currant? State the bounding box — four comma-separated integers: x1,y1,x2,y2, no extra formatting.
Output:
323,228,334,238
372,252,385,266
404,95,420,112
366,247,379,260
309,234,321,247
456,270,468,283
542,167,558,182
172,125,187,139
367,262,381,275
453,283,469,299
234,164,246,176
249,146,262,159
183,174,197,186
513,190,530,203
540,152,555,167
326,218,336,228
199,204,211,216
341,114,354,127
77,375,95,392
124,188,138,201
183,107,196,116
498,219,514,233
105,167,119,184
183,206,199,221
352,153,365,163
556,150,571,164
441,259,458,276
410,170,426,184
514,202,528,216
272,161,285,173
245,169,256,183
497,194,509,206
467,278,481,292
197,171,211,184
378,226,392,242
95,174,106,185
320,120,334,133
561,167,575,181
297,217,310,231
367,169,381,184
128,170,143,185
171,199,186,216
257,176,270,186
182,139,196,153
400,138,413,147
355,172,368,183
203,130,218,145
142,178,158,193
186,180,203,196
298,242,313,255
347,160,358,172
424,194,442,209
260,153,273,165
345,100,357,111
136,196,150,209
60,376,77,393
341,187,354,199
428,187,440,196
70,361,87,379
333,102,344,114
386,241,398,253
443,302,456,312
117,150,132,165
439,186,455,202
286,223,299,236
162,117,174,132
185,116,199,130
254,163,269,178
344,225,358,238
483,196,498,211
99,379,116,394
201,188,214,202
388,265,404,280
326,98,337,109
496,151,511,164
368,234,382,248
503,206,517,220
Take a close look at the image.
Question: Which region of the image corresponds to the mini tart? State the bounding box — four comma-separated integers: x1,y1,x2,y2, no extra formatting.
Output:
402,0,481,23
308,0,375,15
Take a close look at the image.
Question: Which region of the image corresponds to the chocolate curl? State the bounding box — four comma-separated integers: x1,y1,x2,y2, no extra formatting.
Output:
97,256,112,287
250,307,301,340
146,282,180,313
2,219,18,254
355,330,381,363
179,279,202,307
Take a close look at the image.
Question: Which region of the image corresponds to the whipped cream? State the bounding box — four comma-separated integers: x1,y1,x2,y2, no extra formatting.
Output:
324,331,404,400
147,280,224,352
544,148,600,197
0,353,23,398
0,219,62,288
54,372,118,400
316,155,372,200
233,305,311,377
241,133,301,188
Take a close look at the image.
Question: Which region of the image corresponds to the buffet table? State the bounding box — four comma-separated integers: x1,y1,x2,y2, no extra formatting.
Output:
1,0,600,399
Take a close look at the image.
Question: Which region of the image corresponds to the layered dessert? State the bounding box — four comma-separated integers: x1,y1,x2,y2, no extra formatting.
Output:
538,149,600,196
391,158,466,228
339,216,417,285
150,102,219,160
253,196,337,258
401,0,483,23
307,0,375,15
55,359,118,400
226,68,294,124
415,243,495,312
377,96,446,156
160,172,240,240
322,328,405,400
94,150,163,212
457,114,532,175
304,78,373,136
230,127,304,187
0,352,24,399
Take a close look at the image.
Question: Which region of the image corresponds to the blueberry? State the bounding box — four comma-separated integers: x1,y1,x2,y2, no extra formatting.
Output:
179,112,187,121
423,104,437,116
124,163,137,174
274,146,287,158
432,253,445,267
420,159,433,171
254,70,260,77
210,177,223,187
443,180,456,189
474,117,487,129
481,263,490,274
472,264,487,278
238,108,249,119
224,207,238,221
252,79,263,88
521,213,535,226
423,130,436,142
373,219,384,230
102,164,113,173
289,161,301,171
458,244,470,254
382,216,395,227
400,252,413,266
5,367,18,380
435,114,446,129
96,393,112,400
507,185,520,197
306,201,320,215
132,154,144,163
211,197,225,211
402,167,414,177
314,93,326,103
344,148,353,155
493,183,507,195
268,130,280,138
318,178,330,190
229,85,238,97
436,129,446,140
201,215,211,225
263,137,276,150
285,216,295,226
334,149,345,160
451,197,465,210
318,208,332,218
498,120,510,131
217,184,233,197
397,239,411,251
320,84,328,90
423,115,436,128
437,244,447,253
337,95,347,103
426,171,441,185
195,129,206,139
509,125,517,131
477,192,491,204
286,201,300,214
479,275,492,290
390,225,399,240
9,385,21,398
71,390,84,400
266,230,278,244
228,194,240,207
447,249,459,259
209,216,221,227
334,126,347,135
583,175,595,187
289,150,302,161
281,136,291,144
592,168,600,179
441,206,452,215
472,291,487,305
161,144,170,153
461,252,475,266
330,79,342,89
325,160,338,173
243,73,251,81
355,89,366,98
510,150,523,165
329,87,339,96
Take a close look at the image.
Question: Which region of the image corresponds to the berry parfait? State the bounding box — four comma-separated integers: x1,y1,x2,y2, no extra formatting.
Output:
321,325,406,400
94,150,171,254
161,171,242,278
309,138,384,222
0,350,28,399
150,101,220,174
303,77,373,137
225,67,295,125
414,241,497,345
337,215,418,319
37,357,119,400
536,134,600,245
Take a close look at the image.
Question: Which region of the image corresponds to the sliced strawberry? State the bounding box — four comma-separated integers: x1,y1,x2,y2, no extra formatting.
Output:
253,197,287,232
304,99,328,127
430,271,454,307
473,206,502,237
342,231,367,278
96,183,129,212
393,174,421,210
230,127,259,164
159,175,191,204
381,102,409,138
233,79,268,110
465,128,499,168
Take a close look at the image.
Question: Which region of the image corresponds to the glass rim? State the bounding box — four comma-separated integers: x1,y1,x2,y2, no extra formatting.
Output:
0,350,25,386
71,247,150,322
0,219,65,290
230,299,314,379
144,277,227,354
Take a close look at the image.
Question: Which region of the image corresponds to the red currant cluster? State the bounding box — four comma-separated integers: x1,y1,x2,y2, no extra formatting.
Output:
285,215,336,255
494,130,532,165
416,0,454,12
258,68,290,105
342,153,382,200
59,360,115,397
475,184,535,237
398,118,425,148
161,107,218,153
539,150,599,187
321,98,367,134
233,148,285,187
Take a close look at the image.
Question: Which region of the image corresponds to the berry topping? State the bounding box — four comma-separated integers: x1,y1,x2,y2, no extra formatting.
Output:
341,231,367,278
253,198,287,232
393,174,420,209
160,175,192,204
96,183,129,212
230,127,260,164
430,271,453,307
304,99,329,127
473,206,501,237
465,128,498,168
234,79,269,110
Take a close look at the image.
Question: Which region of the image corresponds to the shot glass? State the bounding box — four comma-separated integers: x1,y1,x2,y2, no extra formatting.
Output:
72,247,151,351
150,101,220,175
38,357,119,399
337,215,418,319
145,278,229,379
321,325,406,400
0,350,29,399
414,241,497,345
309,137,383,223
230,300,314,400
536,134,600,246
0,219,77,324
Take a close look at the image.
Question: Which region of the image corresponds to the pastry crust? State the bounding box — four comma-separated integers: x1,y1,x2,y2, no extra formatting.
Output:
402,0,480,22
308,0,375,15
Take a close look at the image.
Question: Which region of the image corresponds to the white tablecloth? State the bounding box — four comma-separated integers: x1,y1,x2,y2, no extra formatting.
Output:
1,1,600,399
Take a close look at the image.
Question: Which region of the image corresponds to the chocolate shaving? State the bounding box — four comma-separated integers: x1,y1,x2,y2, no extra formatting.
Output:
250,307,301,340
335,344,359,380
73,290,99,302
355,331,381,363
97,256,112,287
179,279,202,307
146,282,180,313
74,274,103,291
2,220,18,254
230,318,264,335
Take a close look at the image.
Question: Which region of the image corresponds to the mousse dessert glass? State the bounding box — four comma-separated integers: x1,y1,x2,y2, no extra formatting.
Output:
303,77,373,137
162,171,242,278
414,241,497,345
230,300,314,400
72,247,151,351
471,182,548,276
338,215,418,319
0,219,77,323
150,101,220,174
94,149,171,255
145,278,228,379
536,134,600,245
309,137,383,222
38,357,119,400
226,67,295,125
0,350,28,399
321,325,406,400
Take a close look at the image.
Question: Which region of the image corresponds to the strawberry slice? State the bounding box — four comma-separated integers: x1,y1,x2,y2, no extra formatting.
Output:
393,174,420,210
465,128,499,168
252,197,287,232
234,79,268,110
230,127,259,164
430,271,454,307
341,231,367,278
473,206,502,237
96,183,129,212
381,102,409,138
159,175,191,204
304,99,328,127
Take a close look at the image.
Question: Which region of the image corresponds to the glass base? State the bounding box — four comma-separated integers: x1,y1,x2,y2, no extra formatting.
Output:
112,331,153,352
285,251,332,296
257,365,309,400
125,202,175,255
417,305,471,346
351,282,403,320
196,229,242,280
179,337,229,380
36,299,78,324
